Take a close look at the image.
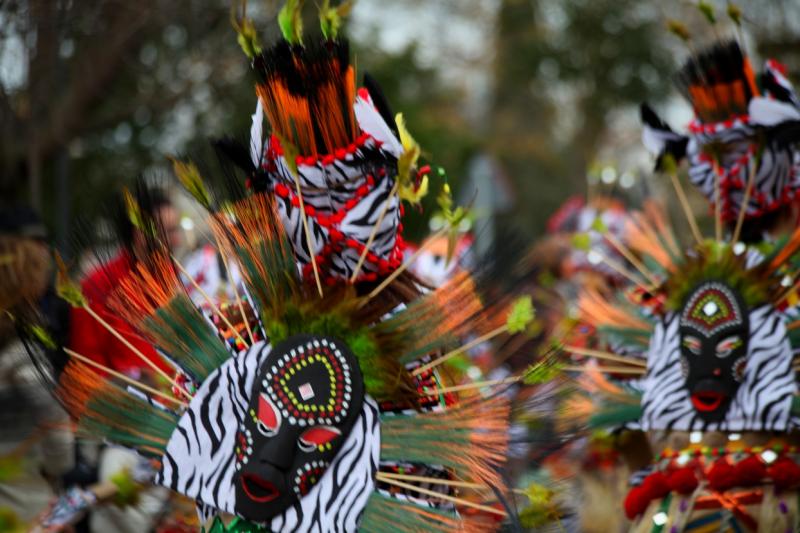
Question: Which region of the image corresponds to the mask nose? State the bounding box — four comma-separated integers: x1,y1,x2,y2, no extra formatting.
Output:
258,435,294,471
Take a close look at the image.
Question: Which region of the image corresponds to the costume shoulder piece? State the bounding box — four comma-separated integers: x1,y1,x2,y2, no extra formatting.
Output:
29,4,520,532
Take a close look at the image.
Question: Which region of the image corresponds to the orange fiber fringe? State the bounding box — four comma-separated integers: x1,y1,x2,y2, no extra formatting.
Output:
376,272,483,362
109,250,180,324
379,395,510,491
578,288,652,333
257,62,356,156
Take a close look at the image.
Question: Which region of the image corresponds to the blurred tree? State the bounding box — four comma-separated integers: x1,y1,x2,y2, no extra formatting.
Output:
490,0,674,234
0,0,270,255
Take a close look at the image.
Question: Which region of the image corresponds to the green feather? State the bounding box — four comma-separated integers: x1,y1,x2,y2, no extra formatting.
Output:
319,0,353,41
697,1,716,24
172,158,212,210
77,389,179,457
278,0,305,45
144,294,231,382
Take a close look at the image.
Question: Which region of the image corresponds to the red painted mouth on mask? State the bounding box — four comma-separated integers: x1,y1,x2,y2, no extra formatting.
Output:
691,391,725,412
241,474,280,503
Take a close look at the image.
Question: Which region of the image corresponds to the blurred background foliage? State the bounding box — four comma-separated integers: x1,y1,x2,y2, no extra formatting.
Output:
0,0,798,256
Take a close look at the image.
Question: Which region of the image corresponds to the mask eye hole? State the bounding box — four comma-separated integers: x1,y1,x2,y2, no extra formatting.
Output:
256,392,281,437
715,336,742,358
682,336,702,355
298,426,341,453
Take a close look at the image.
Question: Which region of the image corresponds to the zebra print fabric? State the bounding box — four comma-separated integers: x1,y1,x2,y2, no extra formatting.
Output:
641,307,796,432
686,124,800,221
156,341,380,531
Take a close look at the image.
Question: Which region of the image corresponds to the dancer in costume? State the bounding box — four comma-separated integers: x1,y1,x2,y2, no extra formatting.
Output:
552,10,800,530
26,3,523,532
569,204,800,531
641,18,800,243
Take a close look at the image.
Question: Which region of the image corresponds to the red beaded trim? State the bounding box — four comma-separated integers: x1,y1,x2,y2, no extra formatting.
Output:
625,447,800,519
271,168,406,284
263,132,383,169
688,114,751,134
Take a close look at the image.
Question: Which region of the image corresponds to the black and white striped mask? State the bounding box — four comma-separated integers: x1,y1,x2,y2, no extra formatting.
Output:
156,338,379,530
640,301,796,432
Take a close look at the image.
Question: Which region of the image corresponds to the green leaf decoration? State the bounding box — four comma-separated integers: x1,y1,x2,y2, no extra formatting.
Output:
123,188,144,232
278,0,305,45
395,113,426,205
506,296,535,334
55,253,87,308
171,158,212,210
234,16,262,59
319,0,353,41
123,188,156,238
436,183,469,262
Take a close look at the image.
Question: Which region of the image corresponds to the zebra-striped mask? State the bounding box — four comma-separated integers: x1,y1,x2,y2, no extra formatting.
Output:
233,335,365,522
678,282,749,423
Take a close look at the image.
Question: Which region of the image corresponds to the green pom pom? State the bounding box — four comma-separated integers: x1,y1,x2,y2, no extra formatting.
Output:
278,0,305,45
519,483,560,528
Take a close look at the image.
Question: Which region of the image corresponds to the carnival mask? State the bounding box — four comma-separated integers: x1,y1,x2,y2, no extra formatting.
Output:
678,281,749,422
233,335,364,522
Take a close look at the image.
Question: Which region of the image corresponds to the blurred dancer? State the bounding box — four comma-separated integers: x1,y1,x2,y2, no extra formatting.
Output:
0,207,74,527
68,187,179,379
67,188,178,533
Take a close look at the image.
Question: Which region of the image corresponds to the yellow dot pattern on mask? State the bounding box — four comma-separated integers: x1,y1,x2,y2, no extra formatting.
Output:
280,352,341,416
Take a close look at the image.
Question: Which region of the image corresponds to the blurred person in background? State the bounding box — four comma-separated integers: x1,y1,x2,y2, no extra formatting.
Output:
0,206,75,528
68,187,180,380
67,187,179,533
